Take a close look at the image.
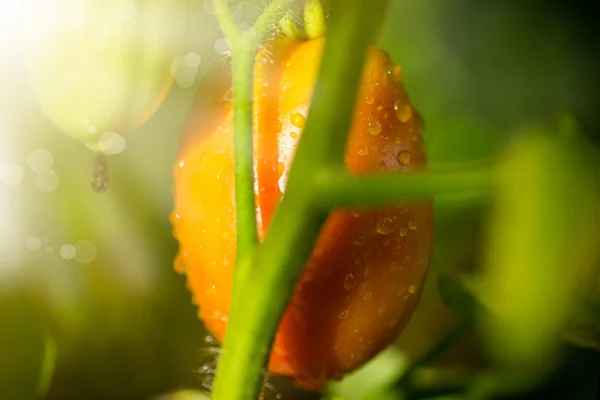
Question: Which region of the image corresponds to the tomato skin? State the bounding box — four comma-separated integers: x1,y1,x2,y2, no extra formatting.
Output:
172,38,433,389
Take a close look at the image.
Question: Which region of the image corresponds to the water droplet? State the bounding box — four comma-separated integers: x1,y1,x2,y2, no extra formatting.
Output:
367,118,382,135
353,236,366,246
376,214,395,235
399,227,408,237
365,96,375,105
397,150,412,166
290,131,298,139
26,236,42,251
408,285,416,294
394,137,402,145
91,153,109,193
394,101,413,123
358,146,369,156
376,305,387,315
60,244,76,260
27,148,54,173
338,310,350,320
344,273,356,291
408,220,418,230
364,291,372,300
290,113,306,128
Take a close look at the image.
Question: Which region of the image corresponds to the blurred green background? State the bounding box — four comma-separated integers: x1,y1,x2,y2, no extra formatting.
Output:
1,0,599,399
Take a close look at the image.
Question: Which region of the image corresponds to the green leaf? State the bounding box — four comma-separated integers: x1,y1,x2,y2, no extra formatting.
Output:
437,274,481,322
327,346,408,400
481,123,600,384
0,300,56,399
564,265,600,351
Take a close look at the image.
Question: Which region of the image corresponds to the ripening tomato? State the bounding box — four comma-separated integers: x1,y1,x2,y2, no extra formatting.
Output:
171,37,433,389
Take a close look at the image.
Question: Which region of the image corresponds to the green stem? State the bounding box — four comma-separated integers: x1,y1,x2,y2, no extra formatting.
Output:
212,0,261,272
211,0,242,43
231,43,260,265
211,1,390,399
252,0,295,43
315,165,495,209
304,0,327,39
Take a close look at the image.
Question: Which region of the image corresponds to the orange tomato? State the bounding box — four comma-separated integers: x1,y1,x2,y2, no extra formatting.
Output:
171,37,433,389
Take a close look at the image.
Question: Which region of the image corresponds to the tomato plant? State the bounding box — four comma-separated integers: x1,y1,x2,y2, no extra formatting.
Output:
172,35,433,388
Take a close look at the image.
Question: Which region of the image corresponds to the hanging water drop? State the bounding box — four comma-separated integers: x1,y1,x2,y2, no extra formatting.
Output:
91,153,109,193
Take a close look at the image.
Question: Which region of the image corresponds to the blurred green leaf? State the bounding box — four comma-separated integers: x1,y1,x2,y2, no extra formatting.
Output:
36,334,57,398
327,347,408,400
0,298,54,399
153,389,211,400
437,275,482,323
481,122,600,385
564,265,600,351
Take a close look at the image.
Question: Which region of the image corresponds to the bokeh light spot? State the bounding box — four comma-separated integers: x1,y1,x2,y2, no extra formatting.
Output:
27,148,54,173
98,131,127,155
35,170,60,193
60,244,76,260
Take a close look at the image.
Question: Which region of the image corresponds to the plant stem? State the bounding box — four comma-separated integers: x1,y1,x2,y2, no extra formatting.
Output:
252,0,295,43
315,165,495,209
212,0,242,43
231,43,260,265
212,0,261,269
211,1,390,399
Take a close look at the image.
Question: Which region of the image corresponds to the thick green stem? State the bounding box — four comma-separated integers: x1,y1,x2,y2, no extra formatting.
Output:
315,165,495,209
211,1,391,399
